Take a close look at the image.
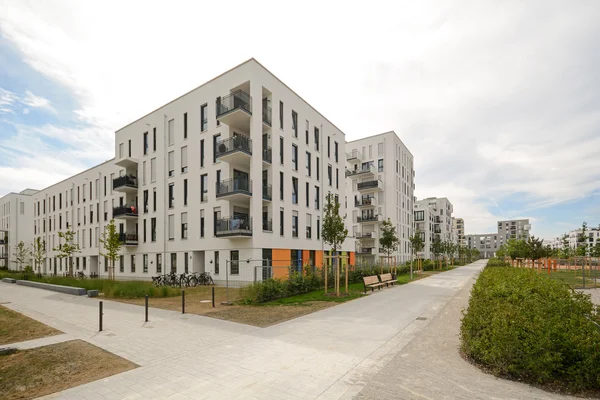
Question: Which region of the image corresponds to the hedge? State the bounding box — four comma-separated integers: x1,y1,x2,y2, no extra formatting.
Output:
461,266,600,393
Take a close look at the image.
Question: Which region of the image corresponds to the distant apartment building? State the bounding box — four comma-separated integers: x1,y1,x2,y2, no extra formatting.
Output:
345,131,415,264
452,217,466,246
466,218,531,258
548,225,600,254
0,189,38,270
413,197,454,260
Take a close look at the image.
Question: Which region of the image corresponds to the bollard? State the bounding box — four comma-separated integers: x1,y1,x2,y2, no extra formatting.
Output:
99,301,103,332
182,289,185,314
145,294,149,322
212,286,215,308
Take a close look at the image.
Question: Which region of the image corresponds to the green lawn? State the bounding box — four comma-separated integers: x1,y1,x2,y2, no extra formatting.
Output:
546,269,600,289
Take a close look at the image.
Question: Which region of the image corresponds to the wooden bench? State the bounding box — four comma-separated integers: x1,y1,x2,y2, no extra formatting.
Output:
363,275,386,293
379,273,396,287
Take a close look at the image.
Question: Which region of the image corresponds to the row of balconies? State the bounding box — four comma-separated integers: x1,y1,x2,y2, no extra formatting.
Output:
356,247,386,255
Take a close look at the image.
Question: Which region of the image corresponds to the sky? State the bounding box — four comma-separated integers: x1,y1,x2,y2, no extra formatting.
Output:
0,0,599,241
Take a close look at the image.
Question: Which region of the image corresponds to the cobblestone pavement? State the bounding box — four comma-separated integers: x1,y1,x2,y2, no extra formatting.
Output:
1,263,484,400
354,264,580,400
579,288,600,305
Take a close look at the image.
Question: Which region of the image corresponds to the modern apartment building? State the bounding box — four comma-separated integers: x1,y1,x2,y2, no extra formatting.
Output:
0,189,38,269
452,217,466,246
466,218,531,258
413,197,454,260
32,59,353,281
548,225,600,253
345,131,415,264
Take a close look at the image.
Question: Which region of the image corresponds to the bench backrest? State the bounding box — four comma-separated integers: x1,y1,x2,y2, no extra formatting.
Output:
380,273,393,282
363,275,379,285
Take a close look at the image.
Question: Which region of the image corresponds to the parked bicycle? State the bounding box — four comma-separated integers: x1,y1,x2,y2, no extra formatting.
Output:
152,271,214,287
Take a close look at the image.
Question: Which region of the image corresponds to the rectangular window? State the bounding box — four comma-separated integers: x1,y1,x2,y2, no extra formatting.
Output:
315,186,320,210
131,255,136,273
200,139,205,167
59,193,62,210
171,253,177,273
230,250,239,275
213,134,220,163
280,208,284,236
279,137,284,164
201,104,208,131
143,190,149,213
336,168,339,189
306,152,311,176
168,183,174,208
316,157,320,181
143,219,147,242
334,141,339,163
314,127,319,151
327,136,331,158
184,252,189,273
214,251,219,274
168,215,174,240
306,214,312,239
153,188,157,212
143,254,148,273
292,177,298,204
306,182,310,207
183,112,188,139
142,161,146,185
279,172,284,201
200,210,205,238
153,127,157,151
292,211,298,238
143,131,148,155
317,218,321,240
168,118,174,146
181,212,188,239
119,255,124,273
292,144,298,170
292,110,298,137
128,139,131,157
378,159,384,172
279,101,284,129
201,174,208,202
156,254,162,273
183,179,188,206
181,146,188,173
305,120,309,144
328,165,332,186
168,151,174,177
151,217,157,241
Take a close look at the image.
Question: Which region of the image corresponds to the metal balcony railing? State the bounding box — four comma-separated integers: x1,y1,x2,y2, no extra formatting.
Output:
263,146,272,164
356,232,374,239
346,164,375,177
113,205,138,218
262,184,272,201
262,105,272,126
216,178,252,197
215,136,252,158
262,219,273,232
118,233,138,245
346,149,362,161
357,179,383,190
113,175,138,190
216,89,252,118
355,197,375,207
357,214,379,223
215,216,252,237
357,248,374,255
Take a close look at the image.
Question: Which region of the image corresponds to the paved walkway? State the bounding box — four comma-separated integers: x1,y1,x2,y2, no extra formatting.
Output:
355,264,580,400
7,333,74,350
1,262,485,400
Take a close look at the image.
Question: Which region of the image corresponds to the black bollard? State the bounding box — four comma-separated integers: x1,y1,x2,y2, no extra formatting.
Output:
182,290,185,314
99,301,103,332
212,286,215,308
145,294,149,322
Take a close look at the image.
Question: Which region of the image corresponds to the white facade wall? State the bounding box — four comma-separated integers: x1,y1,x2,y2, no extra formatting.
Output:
466,218,531,258
0,189,37,270
414,197,454,260
345,131,415,264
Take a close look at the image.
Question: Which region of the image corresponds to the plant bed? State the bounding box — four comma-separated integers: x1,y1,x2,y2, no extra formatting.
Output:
461,266,600,395
0,305,61,345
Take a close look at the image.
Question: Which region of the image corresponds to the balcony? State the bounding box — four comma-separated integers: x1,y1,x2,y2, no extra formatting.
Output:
262,184,272,201
216,178,252,202
262,105,272,127
115,157,138,169
262,219,273,232
118,233,138,246
215,136,252,166
357,179,383,192
355,196,375,208
263,146,272,165
357,248,375,255
357,232,375,241
216,90,252,130
346,164,375,179
0,238,7,245
215,216,252,238
113,205,139,220
0,254,7,260
357,214,381,223
346,149,362,163
113,175,138,193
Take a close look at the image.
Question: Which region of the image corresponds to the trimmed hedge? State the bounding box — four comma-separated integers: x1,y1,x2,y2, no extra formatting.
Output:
485,258,511,267
461,266,600,393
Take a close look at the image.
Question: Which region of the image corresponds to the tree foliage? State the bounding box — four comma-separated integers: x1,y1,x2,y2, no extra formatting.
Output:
13,240,30,270
379,218,399,258
431,237,444,263
53,229,80,275
32,237,46,273
99,219,122,280
576,221,589,257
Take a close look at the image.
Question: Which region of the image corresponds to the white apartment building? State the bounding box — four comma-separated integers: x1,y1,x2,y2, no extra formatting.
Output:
33,59,353,281
344,131,415,264
0,189,38,270
453,217,466,246
413,197,454,260
466,218,531,258
548,225,600,253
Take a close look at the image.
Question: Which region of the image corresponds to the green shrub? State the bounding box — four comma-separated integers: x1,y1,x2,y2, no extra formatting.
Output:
461,267,600,393
486,258,510,267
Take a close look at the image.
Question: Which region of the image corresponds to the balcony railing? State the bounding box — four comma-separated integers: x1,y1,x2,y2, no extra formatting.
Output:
216,90,252,118
262,105,272,126
355,197,375,207
118,233,138,245
113,205,138,218
215,216,252,237
356,232,374,239
357,248,374,255
262,184,272,201
262,146,272,164
113,175,138,190
346,149,362,161
216,178,252,197
0,254,7,259
346,164,375,177
262,219,273,232
357,214,379,223
357,179,383,190
0,239,7,245
215,136,252,158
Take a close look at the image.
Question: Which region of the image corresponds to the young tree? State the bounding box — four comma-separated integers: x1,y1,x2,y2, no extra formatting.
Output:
470,247,479,261
32,237,46,274
409,230,424,278
431,237,444,269
379,218,399,271
99,220,122,280
53,229,80,276
446,241,457,267
560,234,572,259
13,240,30,271
526,236,545,261
576,221,589,257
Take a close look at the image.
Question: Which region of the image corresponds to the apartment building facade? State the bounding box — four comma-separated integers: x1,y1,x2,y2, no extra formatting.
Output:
345,131,415,264
33,59,353,281
466,218,531,258
0,189,38,269
548,225,600,253
452,217,466,246
413,197,454,260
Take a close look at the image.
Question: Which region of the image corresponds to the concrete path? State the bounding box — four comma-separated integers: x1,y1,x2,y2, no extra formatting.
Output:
8,333,74,350
355,264,580,400
1,262,485,400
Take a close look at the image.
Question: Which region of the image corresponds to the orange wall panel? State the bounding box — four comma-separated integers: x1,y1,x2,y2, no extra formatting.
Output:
349,252,355,265
272,248,290,279
302,250,310,267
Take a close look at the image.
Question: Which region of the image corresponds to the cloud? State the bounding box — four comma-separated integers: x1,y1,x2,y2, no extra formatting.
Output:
22,108,29,114
22,90,56,113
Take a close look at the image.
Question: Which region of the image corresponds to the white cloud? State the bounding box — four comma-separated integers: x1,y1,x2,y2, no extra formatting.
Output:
0,0,599,239
22,90,56,113
22,108,29,114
